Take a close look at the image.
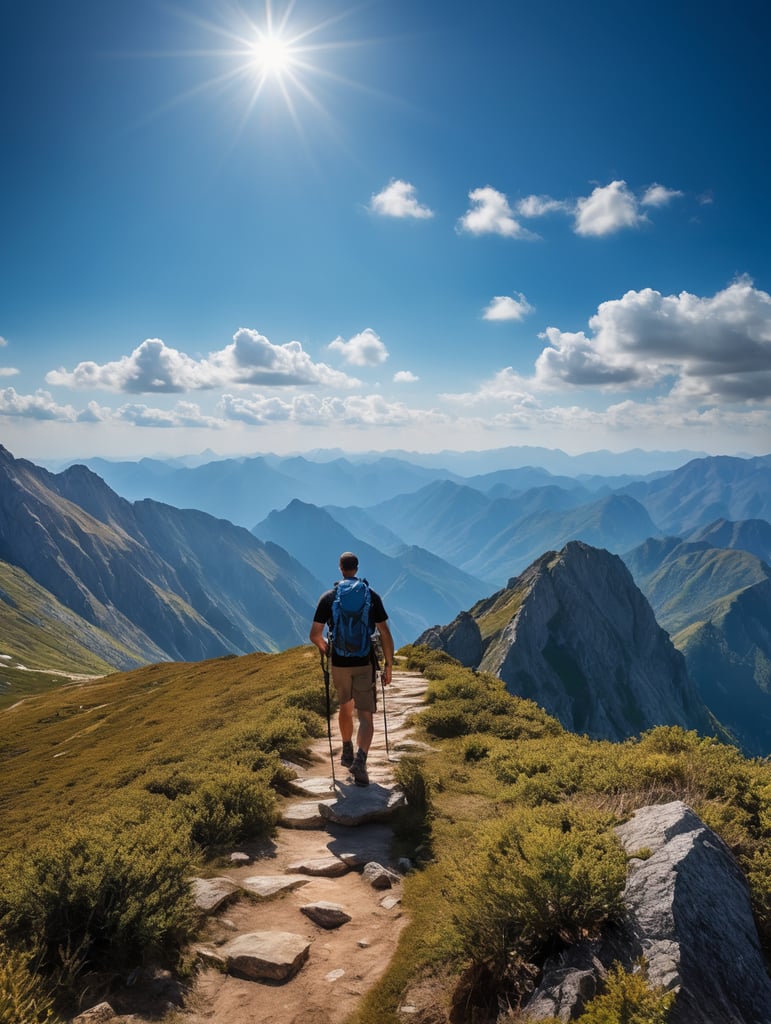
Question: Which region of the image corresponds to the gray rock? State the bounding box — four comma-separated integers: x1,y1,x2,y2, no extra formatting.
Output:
241,875,310,899
362,861,401,890
380,894,402,910
301,901,352,929
280,799,336,828
319,784,406,827
523,801,771,1023
190,876,240,914
220,931,310,982
287,855,350,877
290,775,336,797
229,851,251,865
194,945,228,971
416,611,482,667
71,1004,116,1023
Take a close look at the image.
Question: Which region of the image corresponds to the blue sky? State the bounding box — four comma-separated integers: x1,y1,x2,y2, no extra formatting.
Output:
1,0,770,461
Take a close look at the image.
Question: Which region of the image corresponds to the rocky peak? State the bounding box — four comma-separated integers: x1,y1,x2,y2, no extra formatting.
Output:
419,541,715,742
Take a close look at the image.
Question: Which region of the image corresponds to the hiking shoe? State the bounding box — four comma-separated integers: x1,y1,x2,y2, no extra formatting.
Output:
340,742,354,769
350,756,369,787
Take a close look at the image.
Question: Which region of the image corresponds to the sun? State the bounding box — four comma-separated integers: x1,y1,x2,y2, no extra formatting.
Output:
248,31,296,79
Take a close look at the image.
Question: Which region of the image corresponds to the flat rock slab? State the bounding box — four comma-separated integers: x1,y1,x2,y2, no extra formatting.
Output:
190,876,241,914
290,776,336,797
241,875,310,900
220,931,310,982
287,855,350,877
319,783,405,827
301,901,352,929
280,799,336,829
326,822,395,867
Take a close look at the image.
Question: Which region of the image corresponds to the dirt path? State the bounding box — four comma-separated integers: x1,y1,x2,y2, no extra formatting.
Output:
180,668,429,1024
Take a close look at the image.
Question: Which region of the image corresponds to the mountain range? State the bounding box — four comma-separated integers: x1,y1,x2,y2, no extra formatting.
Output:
3,443,771,754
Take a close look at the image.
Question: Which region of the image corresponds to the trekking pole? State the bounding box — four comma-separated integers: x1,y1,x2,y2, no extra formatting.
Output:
320,650,337,788
381,669,391,761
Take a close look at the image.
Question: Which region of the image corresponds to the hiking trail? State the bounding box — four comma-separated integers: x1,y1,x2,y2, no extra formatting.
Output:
182,666,430,1024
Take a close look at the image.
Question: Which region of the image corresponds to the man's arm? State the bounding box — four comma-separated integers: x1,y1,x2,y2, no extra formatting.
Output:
309,620,328,655
376,620,394,685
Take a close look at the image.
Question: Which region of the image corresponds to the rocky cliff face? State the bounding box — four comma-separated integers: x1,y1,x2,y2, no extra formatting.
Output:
0,446,318,667
418,541,715,742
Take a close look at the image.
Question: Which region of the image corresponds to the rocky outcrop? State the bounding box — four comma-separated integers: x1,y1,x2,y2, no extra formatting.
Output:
420,541,715,742
523,801,771,1023
418,610,482,667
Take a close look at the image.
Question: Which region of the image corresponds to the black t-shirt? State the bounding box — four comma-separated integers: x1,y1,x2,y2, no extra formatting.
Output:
313,581,388,667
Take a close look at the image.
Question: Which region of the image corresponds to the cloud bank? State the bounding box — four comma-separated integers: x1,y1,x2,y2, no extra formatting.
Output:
45,330,359,393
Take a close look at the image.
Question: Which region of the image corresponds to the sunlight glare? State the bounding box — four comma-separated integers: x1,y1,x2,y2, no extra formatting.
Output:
249,31,294,78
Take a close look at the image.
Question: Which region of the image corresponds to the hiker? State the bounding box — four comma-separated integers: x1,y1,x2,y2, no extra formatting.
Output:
310,552,394,787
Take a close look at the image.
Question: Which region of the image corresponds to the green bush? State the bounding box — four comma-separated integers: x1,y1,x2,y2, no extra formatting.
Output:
393,757,433,855
0,944,61,1024
452,805,627,983
576,960,674,1023
176,765,278,852
0,816,195,997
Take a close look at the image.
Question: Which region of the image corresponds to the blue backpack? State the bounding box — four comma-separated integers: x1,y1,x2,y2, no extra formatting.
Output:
330,578,372,658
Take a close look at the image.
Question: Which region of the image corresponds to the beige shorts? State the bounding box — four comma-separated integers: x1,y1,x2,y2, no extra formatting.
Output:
332,664,377,713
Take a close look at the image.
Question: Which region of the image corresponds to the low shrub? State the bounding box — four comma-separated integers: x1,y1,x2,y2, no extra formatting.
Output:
0,816,195,998
575,960,674,1023
0,944,61,1024
451,804,627,1003
176,765,278,852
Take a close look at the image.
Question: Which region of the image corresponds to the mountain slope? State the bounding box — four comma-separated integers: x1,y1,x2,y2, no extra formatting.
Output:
684,518,771,564
0,446,318,667
0,559,126,675
254,499,488,644
418,541,715,743
675,580,771,756
623,538,771,635
620,454,771,534
470,493,661,583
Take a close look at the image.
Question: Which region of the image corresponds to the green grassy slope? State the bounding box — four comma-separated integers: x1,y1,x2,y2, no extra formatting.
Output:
0,645,324,852
0,560,137,708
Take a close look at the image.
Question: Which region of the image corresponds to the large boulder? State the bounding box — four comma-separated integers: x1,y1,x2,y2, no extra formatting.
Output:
524,801,771,1023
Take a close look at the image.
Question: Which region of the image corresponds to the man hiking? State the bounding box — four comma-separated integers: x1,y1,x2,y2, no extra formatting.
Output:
310,552,394,787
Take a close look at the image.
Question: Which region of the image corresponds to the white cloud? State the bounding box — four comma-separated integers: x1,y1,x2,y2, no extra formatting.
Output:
220,392,447,428
574,180,647,236
328,328,388,367
450,279,771,405
517,194,570,218
641,183,683,207
483,293,534,322
115,401,223,429
393,370,419,383
0,387,79,421
458,187,538,239
441,367,540,407
45,330,359,394
369,179,434,219
220,328,356,387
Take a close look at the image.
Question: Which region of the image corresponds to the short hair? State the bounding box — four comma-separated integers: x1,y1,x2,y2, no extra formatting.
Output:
339,551,359,572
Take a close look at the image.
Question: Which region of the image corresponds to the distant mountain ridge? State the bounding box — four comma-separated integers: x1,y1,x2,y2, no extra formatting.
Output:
254,498,488,644
418,541,717,743
0,446,319,668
